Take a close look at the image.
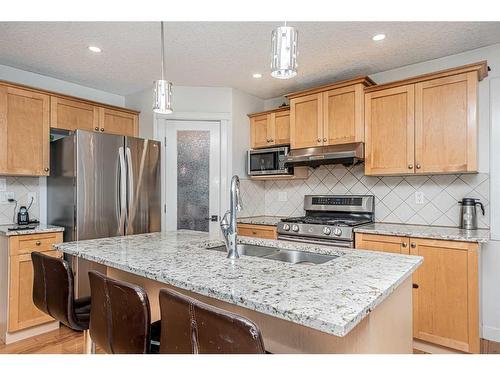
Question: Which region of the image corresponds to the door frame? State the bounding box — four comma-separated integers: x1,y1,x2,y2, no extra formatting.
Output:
154,112,231,236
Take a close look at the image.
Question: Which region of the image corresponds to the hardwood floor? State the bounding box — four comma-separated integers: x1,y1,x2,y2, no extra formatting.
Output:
1,326,499,354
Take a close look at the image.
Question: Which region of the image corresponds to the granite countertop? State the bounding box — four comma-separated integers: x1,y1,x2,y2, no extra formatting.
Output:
0,224,65,236
238,216,285,226
354,223,490,243
54,230,422,337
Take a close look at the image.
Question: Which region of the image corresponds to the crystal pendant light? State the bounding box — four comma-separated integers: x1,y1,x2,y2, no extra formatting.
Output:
271,22,298,79
153,22,173,114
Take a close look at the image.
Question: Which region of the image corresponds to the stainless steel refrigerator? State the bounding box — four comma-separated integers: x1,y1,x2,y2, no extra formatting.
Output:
48,130,161,296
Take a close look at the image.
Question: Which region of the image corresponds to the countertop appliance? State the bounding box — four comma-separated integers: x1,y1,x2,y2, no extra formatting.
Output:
459,197,485,230
277,195,375,247
247,146,292,176
48,130,161,296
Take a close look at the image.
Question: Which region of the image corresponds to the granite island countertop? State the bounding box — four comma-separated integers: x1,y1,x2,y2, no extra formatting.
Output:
354,223,490,243
0,224,65,237
238,216,285,226
54,230,422,337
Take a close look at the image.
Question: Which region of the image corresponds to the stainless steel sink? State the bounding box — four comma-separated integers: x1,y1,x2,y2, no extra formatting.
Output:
208,244,280,257
262,249,338,265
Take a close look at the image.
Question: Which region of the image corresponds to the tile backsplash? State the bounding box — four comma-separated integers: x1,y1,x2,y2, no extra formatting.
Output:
240,163,490,228
0,177,40,225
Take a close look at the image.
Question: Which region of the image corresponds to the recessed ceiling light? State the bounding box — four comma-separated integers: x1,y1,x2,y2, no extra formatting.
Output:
88,46,102,53
252,73,262,78
372,34,386,41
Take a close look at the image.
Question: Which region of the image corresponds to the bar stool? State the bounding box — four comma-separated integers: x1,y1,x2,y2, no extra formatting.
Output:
158,288,266,354
88,271,161,354
31,251,92,352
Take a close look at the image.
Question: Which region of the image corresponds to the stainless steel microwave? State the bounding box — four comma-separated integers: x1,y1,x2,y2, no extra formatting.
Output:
247,147,292,176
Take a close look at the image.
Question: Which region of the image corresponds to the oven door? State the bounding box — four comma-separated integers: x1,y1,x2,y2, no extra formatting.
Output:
247,148,290,176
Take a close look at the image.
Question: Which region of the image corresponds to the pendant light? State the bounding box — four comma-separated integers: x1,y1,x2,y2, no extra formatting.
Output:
271,21,298,79
153,21,173,114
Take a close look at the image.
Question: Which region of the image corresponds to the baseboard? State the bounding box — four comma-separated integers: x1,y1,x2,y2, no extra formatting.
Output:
482,325,500,343
413,339,466,354
3,321,59,344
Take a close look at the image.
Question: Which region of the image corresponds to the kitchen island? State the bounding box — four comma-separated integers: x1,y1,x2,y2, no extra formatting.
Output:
54,230,422,353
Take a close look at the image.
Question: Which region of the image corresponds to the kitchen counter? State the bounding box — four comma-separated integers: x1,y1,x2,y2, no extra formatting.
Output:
354,223,490,243
238,216,285,226
54,230,422,338
0,224,65,236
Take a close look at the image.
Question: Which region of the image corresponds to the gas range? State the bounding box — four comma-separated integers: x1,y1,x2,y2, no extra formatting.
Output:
277,195,374,248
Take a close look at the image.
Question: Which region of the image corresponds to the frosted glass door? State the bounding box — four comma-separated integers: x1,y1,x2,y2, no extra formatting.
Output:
162,120,220,236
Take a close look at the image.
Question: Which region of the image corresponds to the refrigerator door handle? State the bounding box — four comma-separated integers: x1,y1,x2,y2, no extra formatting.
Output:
118,146,127,235
126,147,134,234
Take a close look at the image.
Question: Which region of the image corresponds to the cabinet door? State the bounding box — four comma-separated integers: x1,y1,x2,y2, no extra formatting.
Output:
271,110,290,146
8,250,60,332
415,72,477,174
50,96,98,132
323,84,363,145
250,114,270,149
99,107,138,137
0,86,50,176
290,93,323,149
355,233,410,254
410,238,479,353
364,85,415,176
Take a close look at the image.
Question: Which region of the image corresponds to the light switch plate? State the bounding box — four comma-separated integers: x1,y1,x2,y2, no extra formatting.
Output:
0,178,6,192
415,191,425,205
278,192,288,202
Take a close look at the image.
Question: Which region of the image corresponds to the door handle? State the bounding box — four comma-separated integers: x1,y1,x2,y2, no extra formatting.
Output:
206,215,219,222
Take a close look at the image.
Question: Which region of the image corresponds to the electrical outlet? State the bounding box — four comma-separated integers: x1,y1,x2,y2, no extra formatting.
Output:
415,191,425,205
5,192,14,201
278,192,288,202
0,178,6,192
0,191,14,204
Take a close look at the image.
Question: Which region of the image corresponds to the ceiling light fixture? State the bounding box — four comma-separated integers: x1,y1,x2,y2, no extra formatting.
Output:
372,34,386,41
271,21,298,80
252,73,262,78
153,21,173,114
88,46,102,53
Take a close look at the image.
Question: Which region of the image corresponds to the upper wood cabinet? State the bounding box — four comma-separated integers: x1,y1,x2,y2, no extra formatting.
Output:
99,107,138,137
364,61,487,176
0,85,50,176
248,108,290,149
287,77,374,150
50,96,99,132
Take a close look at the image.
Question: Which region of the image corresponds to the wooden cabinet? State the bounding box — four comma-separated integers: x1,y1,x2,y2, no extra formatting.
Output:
50,97,98,132
364,62,487,176
4,232,63,333
287,77,374,150
99,107,138,137
0,85,50,176
249,108,290,149
237,223,277,240
355,232,479,353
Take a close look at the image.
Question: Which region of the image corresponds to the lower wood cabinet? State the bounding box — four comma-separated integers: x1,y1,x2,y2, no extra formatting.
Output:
355,232,479,353
237,223,277,240
2,232,63,334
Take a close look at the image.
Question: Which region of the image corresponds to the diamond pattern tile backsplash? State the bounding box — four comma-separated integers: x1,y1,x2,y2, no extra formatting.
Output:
0,177,40,225
240,163,490,228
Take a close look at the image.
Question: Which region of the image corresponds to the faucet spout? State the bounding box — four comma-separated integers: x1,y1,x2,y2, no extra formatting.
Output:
221,175,243,259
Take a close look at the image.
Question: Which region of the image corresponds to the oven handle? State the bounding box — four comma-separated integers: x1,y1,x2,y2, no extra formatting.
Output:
277,235,353,248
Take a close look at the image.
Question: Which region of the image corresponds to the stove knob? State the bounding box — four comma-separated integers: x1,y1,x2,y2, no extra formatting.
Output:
282,223,291,231
292,224,300,232
323,227,331,235
332,227,343,236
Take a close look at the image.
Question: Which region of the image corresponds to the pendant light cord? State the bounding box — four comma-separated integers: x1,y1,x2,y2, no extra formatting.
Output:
160,21,165,81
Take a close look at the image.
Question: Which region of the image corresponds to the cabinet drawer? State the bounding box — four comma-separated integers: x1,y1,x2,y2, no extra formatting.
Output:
237,224,277,239
9,232,63,256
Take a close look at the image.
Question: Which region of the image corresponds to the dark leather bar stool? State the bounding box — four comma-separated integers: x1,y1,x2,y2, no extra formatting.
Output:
31,251,92,352
88,271,161,354
158,288,266,354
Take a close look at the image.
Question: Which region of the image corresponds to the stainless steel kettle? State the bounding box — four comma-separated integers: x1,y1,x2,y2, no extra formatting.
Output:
458,198,485,230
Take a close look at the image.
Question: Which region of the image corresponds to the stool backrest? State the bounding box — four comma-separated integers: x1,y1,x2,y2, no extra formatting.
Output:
88,271,152,354
158,288,266,354
31,251,81,329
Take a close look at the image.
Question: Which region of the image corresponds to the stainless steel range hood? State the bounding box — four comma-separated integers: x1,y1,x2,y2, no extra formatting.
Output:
284,143,364,167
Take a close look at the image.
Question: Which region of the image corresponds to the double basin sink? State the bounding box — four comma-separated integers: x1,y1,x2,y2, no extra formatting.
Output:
209,244,338,265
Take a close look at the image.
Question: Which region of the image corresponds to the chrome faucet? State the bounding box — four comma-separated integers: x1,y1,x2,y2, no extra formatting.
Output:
220,175,243,259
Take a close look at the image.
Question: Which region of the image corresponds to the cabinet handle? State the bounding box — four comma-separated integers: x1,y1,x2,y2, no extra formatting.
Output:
323,138,327,142
416,164,421,169
252,231,257,235
44,167,49,172
408,164,413,169
100,128,105,132
410,243,416,248
94,127,99,131
401,242,408,248
270,139,274,142
412,283,419,289
35,241,41,246
317,138,321,143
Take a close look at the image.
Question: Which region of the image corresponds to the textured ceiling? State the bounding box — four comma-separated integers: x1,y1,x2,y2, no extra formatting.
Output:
0,21,499,99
